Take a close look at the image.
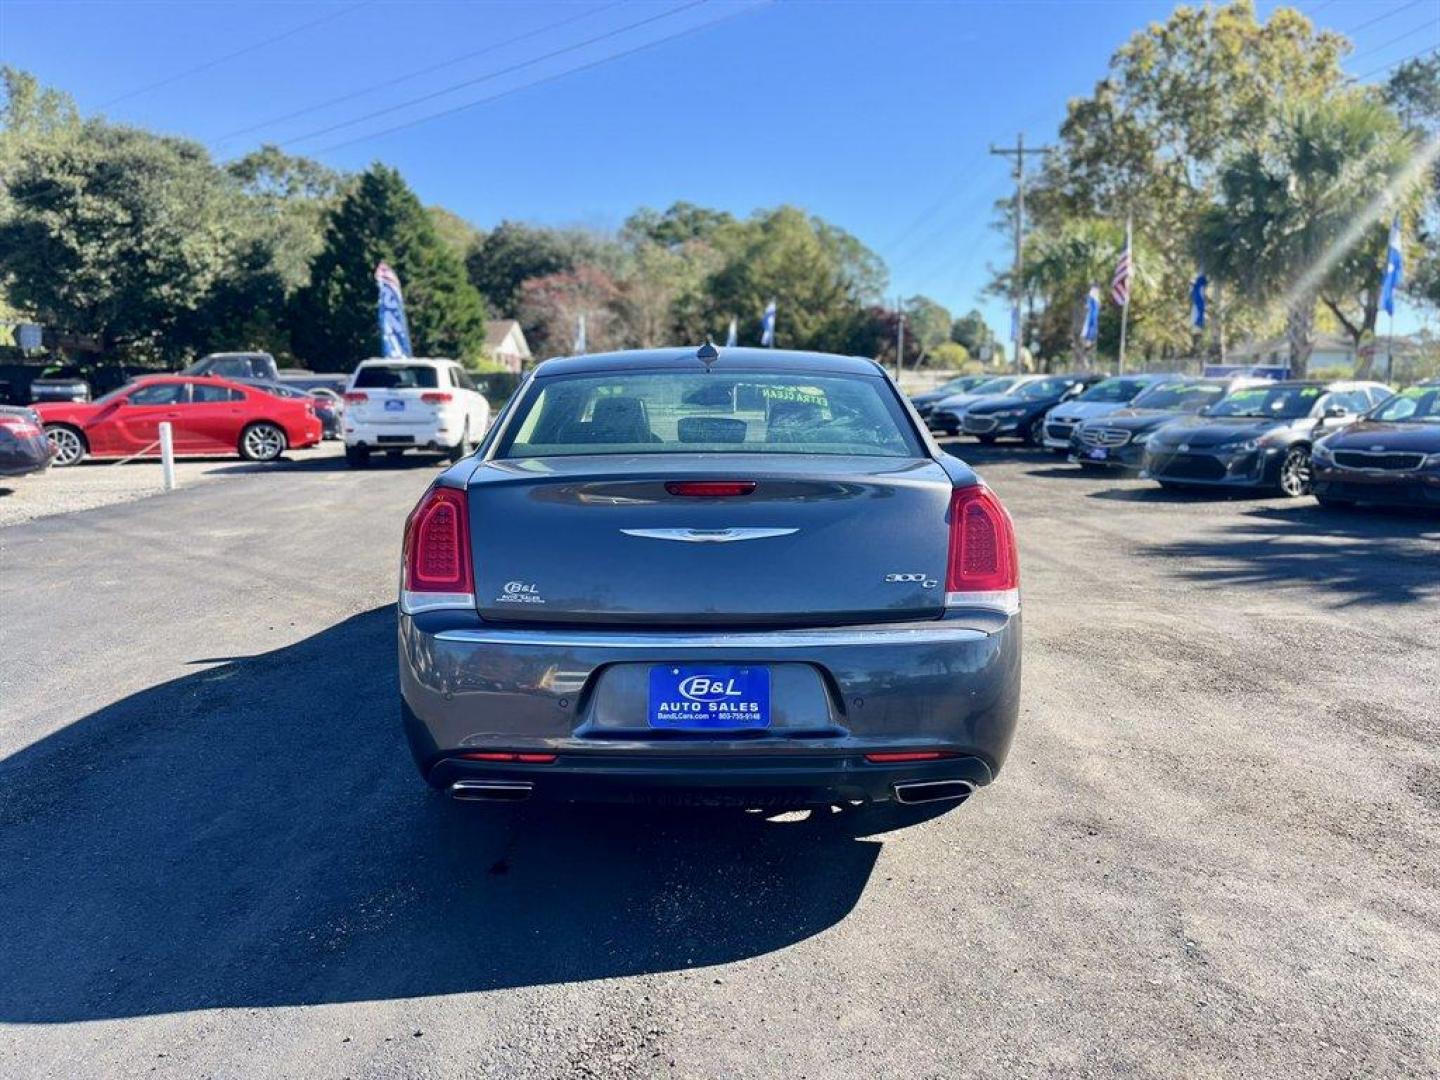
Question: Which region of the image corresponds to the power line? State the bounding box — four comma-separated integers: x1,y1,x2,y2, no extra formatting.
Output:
311,1,770,156
1355,43,1439,81
1338,0,1427,37
280,0,709,148
1351,20,1440,63
100,1,370,109
215,2,621,144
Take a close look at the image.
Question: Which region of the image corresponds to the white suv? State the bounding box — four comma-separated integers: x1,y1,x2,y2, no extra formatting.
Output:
343,358,490,467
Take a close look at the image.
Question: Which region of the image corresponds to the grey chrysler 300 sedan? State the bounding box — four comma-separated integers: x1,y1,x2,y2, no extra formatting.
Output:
398,346,1022,809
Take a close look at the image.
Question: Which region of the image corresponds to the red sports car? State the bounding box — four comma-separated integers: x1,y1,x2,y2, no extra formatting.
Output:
35,375,323,466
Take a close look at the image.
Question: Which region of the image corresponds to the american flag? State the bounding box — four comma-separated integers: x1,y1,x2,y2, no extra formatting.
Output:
1111,233,1132,307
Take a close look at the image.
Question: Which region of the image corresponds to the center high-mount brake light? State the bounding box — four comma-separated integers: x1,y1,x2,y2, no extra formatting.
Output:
400,485,475,614
665,481,757,497
945,485,1020,613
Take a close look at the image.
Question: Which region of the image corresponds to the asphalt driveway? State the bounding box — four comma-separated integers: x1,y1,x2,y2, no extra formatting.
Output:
1,445,1437,1078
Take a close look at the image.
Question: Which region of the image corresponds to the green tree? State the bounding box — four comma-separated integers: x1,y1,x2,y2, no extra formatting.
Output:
291,164,486,368
1197,93,1415,375
698,206,886,350
465,221,611,317
1384,57,1440,315
1013,1,1349,360
903,295,952,364
950,309,994,354
0,119,243,364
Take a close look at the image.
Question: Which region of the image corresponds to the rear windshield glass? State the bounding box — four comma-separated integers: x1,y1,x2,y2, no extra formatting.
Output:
497,371,922,459
1130,381,1226,411
353,364,439,389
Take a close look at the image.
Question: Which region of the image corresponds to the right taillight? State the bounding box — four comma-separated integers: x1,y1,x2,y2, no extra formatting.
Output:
401,485,475,613
945,484,1019,604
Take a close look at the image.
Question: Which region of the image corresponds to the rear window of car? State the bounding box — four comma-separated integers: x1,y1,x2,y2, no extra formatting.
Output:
497,371,922,459
353,364,439,389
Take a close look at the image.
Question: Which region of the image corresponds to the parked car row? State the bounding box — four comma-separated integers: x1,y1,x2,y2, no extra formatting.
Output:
918,372,1440,510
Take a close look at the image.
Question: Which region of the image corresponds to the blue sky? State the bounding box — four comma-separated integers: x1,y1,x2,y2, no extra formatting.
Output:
3,0,1436,337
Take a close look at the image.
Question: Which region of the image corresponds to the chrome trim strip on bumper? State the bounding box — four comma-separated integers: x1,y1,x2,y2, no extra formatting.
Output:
944,588,1021,615
431,623,995,648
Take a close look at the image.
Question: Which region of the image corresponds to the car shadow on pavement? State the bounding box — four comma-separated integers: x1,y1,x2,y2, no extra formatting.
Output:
1138,504,1440,605
1088,483,1278,503
0,606,936,1023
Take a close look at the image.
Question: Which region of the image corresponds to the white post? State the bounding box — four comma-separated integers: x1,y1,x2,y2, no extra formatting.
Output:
159,422,176,492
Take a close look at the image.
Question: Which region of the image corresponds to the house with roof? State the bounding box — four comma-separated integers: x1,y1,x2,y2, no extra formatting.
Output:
484,319,532,373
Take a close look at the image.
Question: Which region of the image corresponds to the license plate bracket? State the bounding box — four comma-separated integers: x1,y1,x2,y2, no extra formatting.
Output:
648,665,770,729
384,399,406,412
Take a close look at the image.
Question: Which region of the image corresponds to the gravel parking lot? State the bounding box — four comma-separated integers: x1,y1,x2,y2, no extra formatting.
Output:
1,443,1437,1079
0,443,359,528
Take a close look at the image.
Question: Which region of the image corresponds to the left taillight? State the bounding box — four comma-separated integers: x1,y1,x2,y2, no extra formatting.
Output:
0,415,42,439
945,484,1019,612
401,485,475,613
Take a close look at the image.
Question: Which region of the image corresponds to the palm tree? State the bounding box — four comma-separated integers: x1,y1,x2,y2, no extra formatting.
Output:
1196,92,1413,376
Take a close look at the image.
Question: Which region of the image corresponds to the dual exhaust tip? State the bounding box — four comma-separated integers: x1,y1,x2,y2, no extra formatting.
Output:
450,779,533,802
448,778,976,806
891,779,974,805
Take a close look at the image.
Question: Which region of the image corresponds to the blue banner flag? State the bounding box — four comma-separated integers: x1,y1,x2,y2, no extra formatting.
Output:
1191,273,1208,329
1380,214,1403,317
760,300,777,347
725,317,738,347
1010,304,1019,343
375,262,412,358
1082,286,1100,343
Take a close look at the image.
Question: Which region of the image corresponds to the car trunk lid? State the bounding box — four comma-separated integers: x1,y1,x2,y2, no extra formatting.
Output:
466,455,955,625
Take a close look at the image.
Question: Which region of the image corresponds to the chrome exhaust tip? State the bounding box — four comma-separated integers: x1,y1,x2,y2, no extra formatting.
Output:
892,779,975,806
449,779,533,802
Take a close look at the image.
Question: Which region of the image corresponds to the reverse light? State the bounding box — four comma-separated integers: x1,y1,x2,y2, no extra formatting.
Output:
343,391,368,403
401,485,475,613
421,391,454,405
945,484,1020,613
665,480,757,497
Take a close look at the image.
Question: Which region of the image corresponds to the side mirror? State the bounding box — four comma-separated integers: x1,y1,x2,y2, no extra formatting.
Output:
1323,405,1349,419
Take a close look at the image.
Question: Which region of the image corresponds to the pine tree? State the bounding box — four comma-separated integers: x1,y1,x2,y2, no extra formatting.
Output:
292,164,485,368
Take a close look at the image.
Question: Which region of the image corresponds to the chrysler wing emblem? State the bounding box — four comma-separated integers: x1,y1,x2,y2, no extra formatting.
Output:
620,527,798,543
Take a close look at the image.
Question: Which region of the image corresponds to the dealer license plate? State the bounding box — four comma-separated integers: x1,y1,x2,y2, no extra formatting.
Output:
648,665,771,729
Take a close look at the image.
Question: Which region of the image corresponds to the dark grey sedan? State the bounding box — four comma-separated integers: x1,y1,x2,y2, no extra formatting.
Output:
398,346,1022,810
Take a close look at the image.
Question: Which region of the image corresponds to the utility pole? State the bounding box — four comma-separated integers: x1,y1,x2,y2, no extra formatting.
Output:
895,295,905,379
991,132,1053,374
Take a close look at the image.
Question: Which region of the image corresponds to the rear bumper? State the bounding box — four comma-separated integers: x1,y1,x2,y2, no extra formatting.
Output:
0,439,54,476
346,416,461,450
399,612,1022,802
